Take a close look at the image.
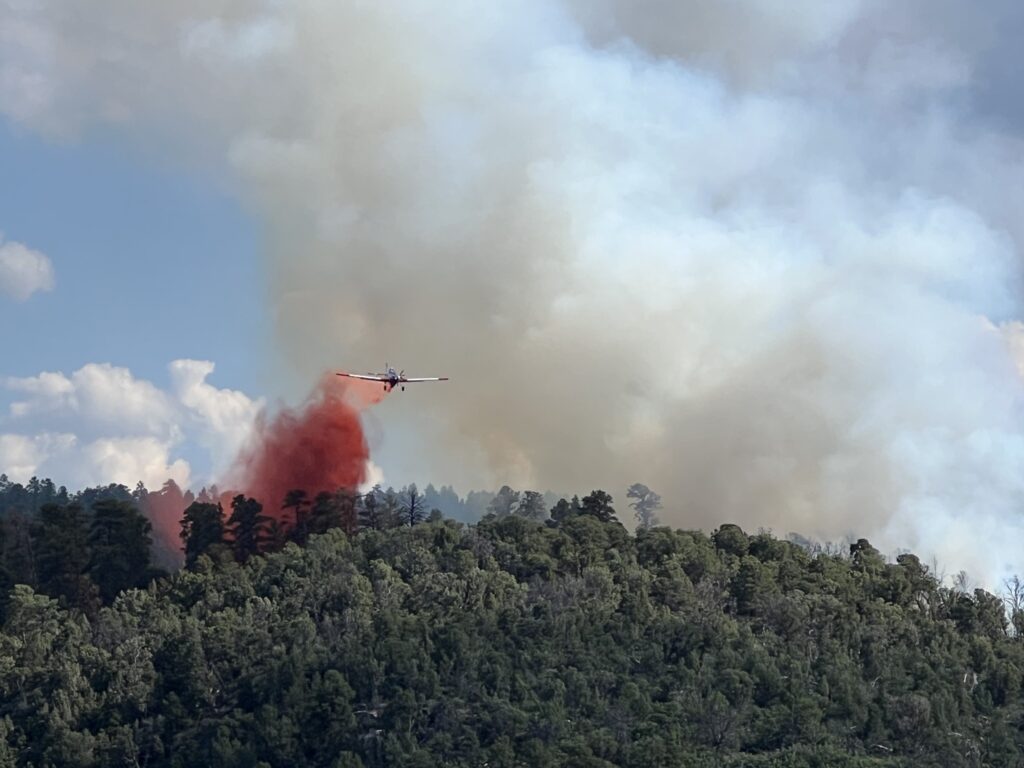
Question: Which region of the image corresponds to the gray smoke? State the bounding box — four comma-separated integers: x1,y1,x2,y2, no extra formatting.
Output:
5,0,1024,583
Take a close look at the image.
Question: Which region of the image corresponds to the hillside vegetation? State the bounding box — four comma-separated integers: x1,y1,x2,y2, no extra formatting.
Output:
1,487,1023,767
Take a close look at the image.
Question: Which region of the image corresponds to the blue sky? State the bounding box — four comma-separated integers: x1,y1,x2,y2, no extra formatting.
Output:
0,119,273,491
0,120,266,393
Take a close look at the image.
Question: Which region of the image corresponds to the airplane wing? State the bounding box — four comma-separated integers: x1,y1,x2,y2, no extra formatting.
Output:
336,372,388,382
403,377,450,382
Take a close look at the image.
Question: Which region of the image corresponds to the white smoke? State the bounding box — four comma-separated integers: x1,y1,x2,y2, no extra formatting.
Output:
4,0,1024,583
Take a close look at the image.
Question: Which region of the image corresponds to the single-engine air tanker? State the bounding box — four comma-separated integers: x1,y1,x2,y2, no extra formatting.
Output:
336,364,449,392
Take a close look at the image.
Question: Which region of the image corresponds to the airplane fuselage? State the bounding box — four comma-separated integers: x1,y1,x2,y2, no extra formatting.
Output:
335,364,446,392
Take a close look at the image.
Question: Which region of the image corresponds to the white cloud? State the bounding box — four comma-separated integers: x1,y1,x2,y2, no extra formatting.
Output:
169,359,263,474
0,432,190,491
0,235,54,301
72,363,178,437
6,363,177,437
5,371,74,417
0,359,264,489
83,437,190,490
0,433,76,482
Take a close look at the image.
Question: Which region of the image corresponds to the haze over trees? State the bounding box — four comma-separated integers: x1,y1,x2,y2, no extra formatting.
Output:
1,473,1024,765
628,483,662,529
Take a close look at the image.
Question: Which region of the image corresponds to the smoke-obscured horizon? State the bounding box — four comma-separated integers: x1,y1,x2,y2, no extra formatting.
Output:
6,0,1024,582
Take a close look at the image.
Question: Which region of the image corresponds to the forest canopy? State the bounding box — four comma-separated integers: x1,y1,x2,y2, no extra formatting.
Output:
0,474,1022,767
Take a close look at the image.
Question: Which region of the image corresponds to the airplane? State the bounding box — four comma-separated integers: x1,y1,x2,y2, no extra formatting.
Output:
336,364,449,392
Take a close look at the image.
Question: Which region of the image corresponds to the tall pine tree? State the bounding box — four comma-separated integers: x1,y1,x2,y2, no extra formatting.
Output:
88,499,157,602
33,503,98,611
180,501,226,567
227,495,269,561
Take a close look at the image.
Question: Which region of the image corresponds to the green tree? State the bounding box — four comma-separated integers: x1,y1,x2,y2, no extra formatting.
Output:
358,486,390,531
0,517,11,621
550,495,581,523
1,510,37,588
712,523,749,557
311,491,343,535
488,485,520,518
517,490,547,521
401,484,426,527
264,517,290,552
336,489,360,535
283,489,311,544
180,501,226,567
32,503,98,612
3,480,1021,768
88,499,156,602
382,488,403,528
579,490,616,523
227,495,270,561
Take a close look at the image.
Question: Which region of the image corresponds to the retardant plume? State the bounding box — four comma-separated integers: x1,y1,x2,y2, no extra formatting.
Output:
225,375,371,522
142,480,190,568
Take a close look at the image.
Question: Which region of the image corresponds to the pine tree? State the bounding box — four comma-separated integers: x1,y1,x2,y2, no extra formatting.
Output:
309,491,342,536
0,516,14,622
180,502,226,567
337,489,359,535
88,499,156,602
264,518,290,552
517,491,547,521
1,510,37,587
401,484,426,527
32,503,98,611
579,490,616,523
283,489,311,544
227,495,269,561
627,483,662,529
487,485,520,517
358,486,390,531
550,496,581,524
26,477,42,513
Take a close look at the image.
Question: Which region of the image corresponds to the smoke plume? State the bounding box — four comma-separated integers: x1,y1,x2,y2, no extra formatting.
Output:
7,1,1024,582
